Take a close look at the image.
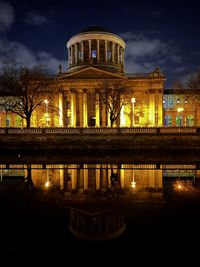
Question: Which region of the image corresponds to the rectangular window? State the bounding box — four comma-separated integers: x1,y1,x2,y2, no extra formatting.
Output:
168,97,174,107
107,51,111,60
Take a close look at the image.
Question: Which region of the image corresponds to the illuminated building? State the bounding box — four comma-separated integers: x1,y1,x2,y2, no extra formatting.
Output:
0,26,199,128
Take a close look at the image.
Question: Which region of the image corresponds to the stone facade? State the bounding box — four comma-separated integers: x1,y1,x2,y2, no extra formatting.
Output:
0,27,199,128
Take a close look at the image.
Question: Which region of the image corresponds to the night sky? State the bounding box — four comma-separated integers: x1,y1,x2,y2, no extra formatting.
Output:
0,0,200,87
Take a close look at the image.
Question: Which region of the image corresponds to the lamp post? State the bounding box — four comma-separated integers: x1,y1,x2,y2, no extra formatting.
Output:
44,99,50,127
131,97,136,127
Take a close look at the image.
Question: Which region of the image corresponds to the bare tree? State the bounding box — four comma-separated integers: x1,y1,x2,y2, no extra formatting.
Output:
99,81,128,127
0,64,53,128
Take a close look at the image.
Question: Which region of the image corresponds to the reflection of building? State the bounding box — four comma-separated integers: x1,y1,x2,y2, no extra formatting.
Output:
25,164,163,198
69,207,126,241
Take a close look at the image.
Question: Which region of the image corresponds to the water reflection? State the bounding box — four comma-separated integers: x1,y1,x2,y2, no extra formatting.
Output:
1,163,200,243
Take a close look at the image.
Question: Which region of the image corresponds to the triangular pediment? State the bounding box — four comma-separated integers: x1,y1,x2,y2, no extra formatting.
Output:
59,67,125,80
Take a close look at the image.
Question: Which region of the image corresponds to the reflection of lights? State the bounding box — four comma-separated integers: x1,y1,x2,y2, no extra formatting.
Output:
131,178,136,188
173,179,194,192
177,183,182,190
131,181,136,188
45,181,50,187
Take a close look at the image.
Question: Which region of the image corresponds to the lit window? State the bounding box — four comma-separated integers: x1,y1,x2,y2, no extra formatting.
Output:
177,99,180,104
92,50,96,58
168,97,174,107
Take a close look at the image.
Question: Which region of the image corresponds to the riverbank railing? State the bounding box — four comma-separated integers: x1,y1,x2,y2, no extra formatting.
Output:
0,127,198,135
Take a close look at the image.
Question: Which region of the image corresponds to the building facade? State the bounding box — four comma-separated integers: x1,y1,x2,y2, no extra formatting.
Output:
0,26,199,128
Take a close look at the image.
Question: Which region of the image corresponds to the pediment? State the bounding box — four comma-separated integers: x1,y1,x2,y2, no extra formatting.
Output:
59,67,125,80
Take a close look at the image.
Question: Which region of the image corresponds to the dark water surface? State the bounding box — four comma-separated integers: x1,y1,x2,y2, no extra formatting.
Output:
0,160,200,263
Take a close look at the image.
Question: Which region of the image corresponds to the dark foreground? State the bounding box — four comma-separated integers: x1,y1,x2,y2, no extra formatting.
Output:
1,178,200,264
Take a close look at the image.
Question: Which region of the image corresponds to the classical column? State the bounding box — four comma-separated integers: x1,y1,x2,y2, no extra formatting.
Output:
157,91,163,126
120,164,125,189
81,41,84,62
105,40,108,62
68,48,70,67
107,111,111,127
101,102,107,127
88,40,91,61
59,165,64,190
120,101,125,127
70,89,76,127
75,43,78,64
71,165,77,191
58,92,63,127
117,44,120,64
131,97,136,127
83,164,88,192
122,49,125,65
72,45,75,64
83,89,88,127
69,47,72,65
95,92,100,127
97,40,100,62
96,164,100,191
149,92,155,126
111,42,115,63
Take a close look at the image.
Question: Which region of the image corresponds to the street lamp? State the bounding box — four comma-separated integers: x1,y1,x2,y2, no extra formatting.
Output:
131,97,136,127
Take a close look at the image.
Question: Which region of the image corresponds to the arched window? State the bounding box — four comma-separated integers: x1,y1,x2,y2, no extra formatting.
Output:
176,115,182,127
164,115,172,127
6,117,10,127
186,115,194,126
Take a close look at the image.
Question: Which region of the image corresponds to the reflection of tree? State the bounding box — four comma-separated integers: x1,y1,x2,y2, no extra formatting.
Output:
109,167,122,201
24,164,34,196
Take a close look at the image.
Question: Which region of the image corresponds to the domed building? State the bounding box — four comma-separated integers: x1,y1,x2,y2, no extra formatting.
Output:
0,26,169,128
54,26,165,128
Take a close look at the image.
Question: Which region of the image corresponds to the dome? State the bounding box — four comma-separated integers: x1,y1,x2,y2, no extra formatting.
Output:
77,26,113,34
66,26,126,74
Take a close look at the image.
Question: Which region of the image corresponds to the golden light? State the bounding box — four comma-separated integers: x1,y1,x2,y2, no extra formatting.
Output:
131,97,136,103
177,183,182,190
44,99,49,105
131,179,136,188
177,107,184,113
45,180,50,187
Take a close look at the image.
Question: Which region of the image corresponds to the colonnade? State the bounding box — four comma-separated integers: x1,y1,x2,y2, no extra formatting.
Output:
68,39,125,66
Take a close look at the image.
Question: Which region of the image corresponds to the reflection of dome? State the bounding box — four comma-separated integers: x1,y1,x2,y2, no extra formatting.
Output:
69,207,126,241
66,26,126,74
